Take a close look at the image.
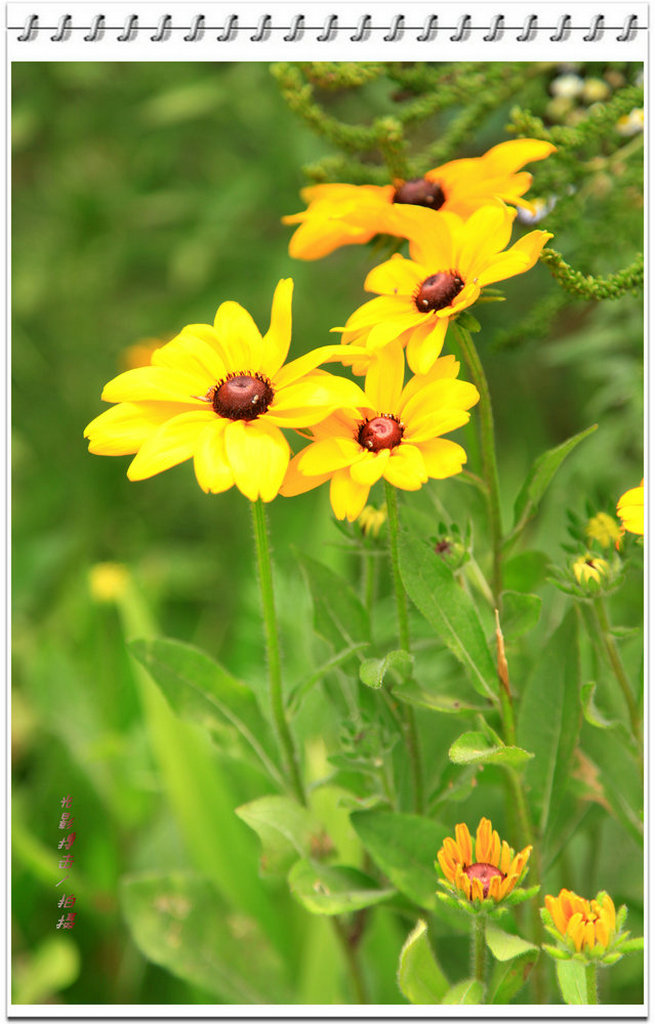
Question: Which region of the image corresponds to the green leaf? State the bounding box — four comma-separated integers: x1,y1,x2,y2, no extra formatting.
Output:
360,649,413,689
397,920,450,1004
512,424,598,532
580,680,631,739
120,872,290,1003
486,924,537,961
392,682,486,715
442,978,485,1004
235,796,320,876
287,641,370,712
503,551,550,591
398,524,497,699
487,924,539,1003
449,731,534,768
517,611,582,839
617,937,644,954
288,860,394,915
350,810,448,911
555,959,590,1004
129,637,282,785
12,936,80,1005
500,591,542,639
297,550,371,651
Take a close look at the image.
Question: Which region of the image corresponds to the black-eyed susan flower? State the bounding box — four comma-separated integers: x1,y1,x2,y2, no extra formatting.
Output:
436,817,532,909
283,139,555,260
333,203,552,374
617,479,644,536
542,888,641,966
84,280,368,503
280,344,479,521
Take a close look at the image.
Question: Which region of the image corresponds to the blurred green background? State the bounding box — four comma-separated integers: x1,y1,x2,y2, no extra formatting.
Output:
12,62,642,1005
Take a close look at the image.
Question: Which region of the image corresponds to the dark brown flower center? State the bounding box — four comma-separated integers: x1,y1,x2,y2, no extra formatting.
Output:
393,178,446,209
357,415,404,453
211,373,274,421
464,862,505,899
415,272,464,313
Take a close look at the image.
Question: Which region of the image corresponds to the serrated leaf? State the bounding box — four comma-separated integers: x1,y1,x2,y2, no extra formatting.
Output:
500,591,542,639
449,731,534,768
360,649,413,689
397,920,450,1004
120,872,290,1003
398,524,497,699
555,959,589,1004
442,978,485,1004
350,810,448,911
513,424,598,532
517,611,582,839
235,796,320,876
297,550,371,650
288,860,394,915
129,637,282,785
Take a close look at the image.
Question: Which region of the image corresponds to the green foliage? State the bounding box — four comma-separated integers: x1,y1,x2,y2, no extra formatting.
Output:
288,860,394,915
448,731,534,769
397,920,450,1004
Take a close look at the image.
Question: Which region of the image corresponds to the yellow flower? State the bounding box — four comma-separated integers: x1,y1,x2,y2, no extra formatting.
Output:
586,511,621,549
283,139,556,259
88,562,129,602
572,554,609,587
281,344,479,521
544,889,616,954
437,817,532,904
617,479,644,536
84,280,367,503
120,337,167,371
334,203,552,374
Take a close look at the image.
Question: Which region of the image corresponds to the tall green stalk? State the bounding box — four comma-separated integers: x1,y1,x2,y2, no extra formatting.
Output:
591,597,642,755
472,914,487,991
384,482,424,814
586,963,599,1004
453,323,503,602
250,499,306,805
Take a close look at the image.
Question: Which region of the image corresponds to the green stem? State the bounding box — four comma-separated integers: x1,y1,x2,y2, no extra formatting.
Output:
384,482,424,814
472,914,487,991
332,918,368,1003
454,324,503,602
585,963,599,1004
592,597,642,752
250,499,306,805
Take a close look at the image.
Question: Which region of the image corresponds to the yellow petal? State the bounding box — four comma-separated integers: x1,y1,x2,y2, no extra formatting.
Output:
152,331,228,382
224,418,290,502
405,318,449,375
364,343,405,413
364,254,426,296
545,894,568,936
488,875,502,902
280,454,330,497
102,365,211,404
213,300,263,370
481,138,557,175
193,419,233,493
365,311,427,352
475,818,492,863
382,445,427,490
296,436,363,476
437,848,456,882
386,207,459,269
268,372,368,427
260,278,294,377
127,411,215,481
402,378,479,433
350,449,390,486
84,401,194,455
274,344,370,390
499,840,512,875
329,468,369,521
455,823,473,864
475,230,552,287
455,204,516,278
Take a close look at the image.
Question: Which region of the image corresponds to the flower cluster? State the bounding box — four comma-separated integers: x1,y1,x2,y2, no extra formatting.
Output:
85,137,555,513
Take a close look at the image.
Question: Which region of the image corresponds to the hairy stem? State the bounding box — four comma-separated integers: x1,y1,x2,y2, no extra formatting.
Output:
586,963,599,1005
384,482,424,814
251,499,306,805
592,597,642,754
454,324,503,601
472,914,487,991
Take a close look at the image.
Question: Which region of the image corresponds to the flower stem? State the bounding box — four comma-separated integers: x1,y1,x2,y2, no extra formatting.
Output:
384,482,424,814
585,963,599,1004
453,323,503,602
332,917,368,1003
591,597,642,754
472,914,487,991
250,499,306,805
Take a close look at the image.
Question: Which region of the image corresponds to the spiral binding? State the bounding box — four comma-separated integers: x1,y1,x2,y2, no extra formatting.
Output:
13,11,642,43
